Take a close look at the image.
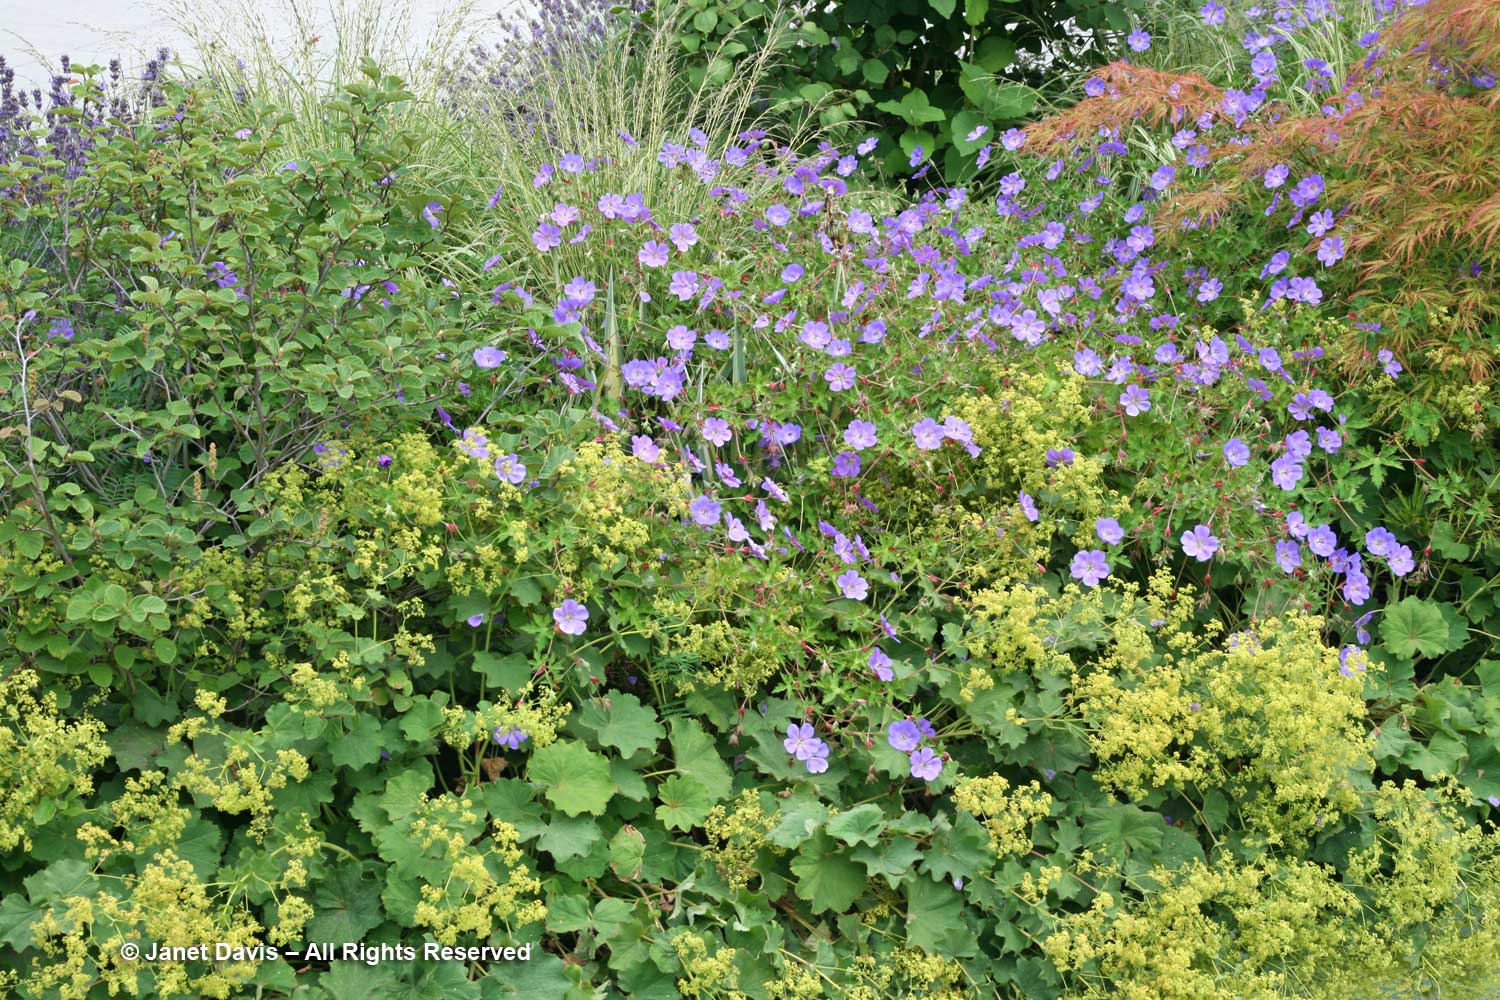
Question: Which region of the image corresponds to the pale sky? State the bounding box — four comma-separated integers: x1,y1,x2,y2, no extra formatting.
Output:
0,0,510,89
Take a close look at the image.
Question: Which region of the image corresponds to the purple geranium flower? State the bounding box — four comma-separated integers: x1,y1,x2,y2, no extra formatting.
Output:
669,222,698,252
785,722,819,758
631,435,660,463
701,418,732,446
553,599,589,635
844,420,878,451
1307,523,1338,558
1180,524,1220,562
1120,385,1152,416
1271,453,1304,491
492,726,529,749
888,720,922,752
909,747,943,781
474,346,507,368
638,240,670,267
912,418,945,450
1364,527,1397,557
494,453,527,485
1224,437,1250,467
1019,492,1040,522
836,571,869,600
1070,550,1111,587
690,495,723,526
1387,545,1415,577
824,364,857,391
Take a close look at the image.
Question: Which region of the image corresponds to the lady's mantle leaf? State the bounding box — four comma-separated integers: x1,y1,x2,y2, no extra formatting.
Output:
527,741,615,816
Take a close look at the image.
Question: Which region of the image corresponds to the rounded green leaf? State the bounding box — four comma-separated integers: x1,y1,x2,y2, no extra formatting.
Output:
527,740,615,817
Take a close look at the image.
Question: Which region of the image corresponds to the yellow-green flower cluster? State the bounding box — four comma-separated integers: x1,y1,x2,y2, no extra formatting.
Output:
953,773,1053,858
671,930,744,1000
1076,610,1370,845
0,669,110,853
704,790,779,892
411,813,545,945
1045,788,1500,1000
25,852,264,999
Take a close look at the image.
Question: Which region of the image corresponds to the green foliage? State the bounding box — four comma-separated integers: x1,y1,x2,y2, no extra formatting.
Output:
663,0,1141,177
2,28,1500,1000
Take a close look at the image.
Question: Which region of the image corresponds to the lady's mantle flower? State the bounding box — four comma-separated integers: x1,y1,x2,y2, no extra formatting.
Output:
553,599,590,636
